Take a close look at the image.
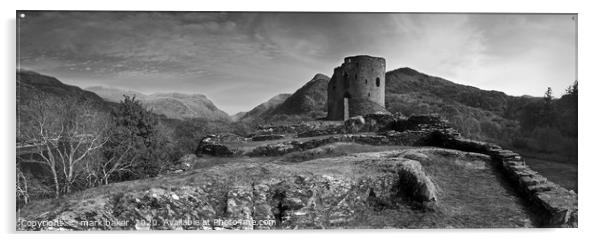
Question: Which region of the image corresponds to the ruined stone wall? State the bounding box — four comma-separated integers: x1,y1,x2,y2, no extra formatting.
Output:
437,136,578,227
327,55,386,120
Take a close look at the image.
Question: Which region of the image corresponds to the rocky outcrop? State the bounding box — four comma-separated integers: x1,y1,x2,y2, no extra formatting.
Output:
297,114,451,138
215,133,248,143
344,116,365,133
195,135,234,157
164,154,196,174
17,153,437,230
257,121,343,136
361,113,397,132
395,160,437,205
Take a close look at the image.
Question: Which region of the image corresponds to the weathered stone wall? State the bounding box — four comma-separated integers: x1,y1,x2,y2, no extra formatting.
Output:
256,121,342,136
327,55,386,120
434,135,578,227
246,131,433,157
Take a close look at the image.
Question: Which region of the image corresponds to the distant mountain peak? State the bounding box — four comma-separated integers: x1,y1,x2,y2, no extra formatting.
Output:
151,92,208,99
238,93,292,122
312,73,330,80
85,86,230,121
390,67,421,76
269,74,330,118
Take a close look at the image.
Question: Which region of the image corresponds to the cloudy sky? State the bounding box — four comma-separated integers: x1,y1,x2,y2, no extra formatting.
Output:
17,12,577,114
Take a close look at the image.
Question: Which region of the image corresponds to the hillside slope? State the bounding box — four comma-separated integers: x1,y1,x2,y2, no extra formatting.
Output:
18,70,108,107
86,86,231,121
238,93,291,122
17,70,113,140
384,68,534,143
385,68,533,118
237,74,330,123
230,112,247,122
272,74,329,116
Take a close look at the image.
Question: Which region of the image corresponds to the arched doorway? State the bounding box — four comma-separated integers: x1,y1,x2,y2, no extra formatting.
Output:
343,92,351,120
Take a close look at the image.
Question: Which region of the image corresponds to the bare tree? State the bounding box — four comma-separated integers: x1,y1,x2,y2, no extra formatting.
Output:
98,139,136,185
19,95,109,197
16,165,29,206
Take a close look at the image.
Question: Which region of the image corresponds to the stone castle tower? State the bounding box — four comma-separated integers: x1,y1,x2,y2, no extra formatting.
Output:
327,55,388,120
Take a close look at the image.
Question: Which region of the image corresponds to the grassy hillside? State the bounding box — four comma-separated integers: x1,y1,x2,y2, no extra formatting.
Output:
239,93,291,122
385,67,577,164
265,74,330,122
385,68,532,144
17,70,114,141
18,70,108,108
386,68,519,115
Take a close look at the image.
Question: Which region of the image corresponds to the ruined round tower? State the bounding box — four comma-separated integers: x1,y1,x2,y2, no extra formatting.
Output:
327,55,388,120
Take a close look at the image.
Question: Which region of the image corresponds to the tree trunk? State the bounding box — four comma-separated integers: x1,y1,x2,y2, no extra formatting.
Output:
50,166,60,199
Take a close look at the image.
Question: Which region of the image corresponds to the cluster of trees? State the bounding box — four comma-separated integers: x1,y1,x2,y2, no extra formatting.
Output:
513,81,578,161
386,91,521,144
385,81,578,163
17,95,176,205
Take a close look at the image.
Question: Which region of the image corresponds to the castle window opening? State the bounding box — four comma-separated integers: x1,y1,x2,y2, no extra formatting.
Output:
365,79,367,85
344,79,350,89
368,92,370,97
376,77,381,87
355,74,357,80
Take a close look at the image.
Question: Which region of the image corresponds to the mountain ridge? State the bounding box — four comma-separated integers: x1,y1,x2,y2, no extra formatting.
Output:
85,86,230,121
238,93,292,122
19,68,540,144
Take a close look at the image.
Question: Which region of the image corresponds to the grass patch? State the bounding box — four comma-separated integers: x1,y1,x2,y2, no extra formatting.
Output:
350,148,536,228
525,157,577,192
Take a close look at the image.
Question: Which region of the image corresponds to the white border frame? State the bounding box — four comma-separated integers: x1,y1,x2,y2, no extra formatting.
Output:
2,0,599,241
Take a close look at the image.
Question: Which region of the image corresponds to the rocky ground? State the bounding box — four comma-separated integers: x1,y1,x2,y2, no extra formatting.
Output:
17,114,575,230
17,145,535,230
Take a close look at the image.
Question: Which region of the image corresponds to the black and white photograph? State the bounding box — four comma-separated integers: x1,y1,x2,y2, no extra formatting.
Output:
14,10,579,231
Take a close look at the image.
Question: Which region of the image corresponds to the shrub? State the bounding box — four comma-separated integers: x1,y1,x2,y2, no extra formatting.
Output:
102,96,170,181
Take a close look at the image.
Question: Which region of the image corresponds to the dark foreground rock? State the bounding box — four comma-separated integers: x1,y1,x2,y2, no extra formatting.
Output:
344,116,365,133
17,152,438,231
195,135,234,157
361,113,397,132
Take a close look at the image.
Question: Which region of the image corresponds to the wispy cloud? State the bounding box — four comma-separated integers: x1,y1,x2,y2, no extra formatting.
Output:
18,12,576,114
